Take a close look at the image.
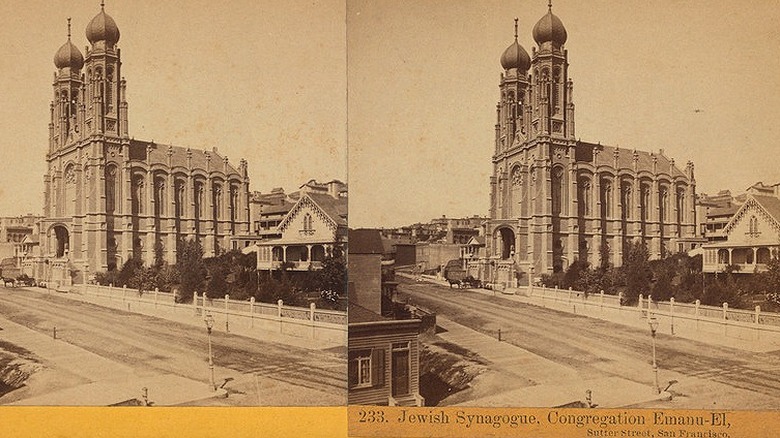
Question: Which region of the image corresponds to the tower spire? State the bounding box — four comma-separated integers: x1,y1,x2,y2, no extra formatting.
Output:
101,0,105,11
548,0,553,11
514,17,518,40
67,17,71,40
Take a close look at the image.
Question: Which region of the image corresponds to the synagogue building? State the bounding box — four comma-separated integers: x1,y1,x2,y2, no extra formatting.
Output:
37,5,250,286
473,4,700,286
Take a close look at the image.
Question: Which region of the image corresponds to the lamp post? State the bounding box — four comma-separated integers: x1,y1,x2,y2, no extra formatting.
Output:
648,316,660,394
204,313,216,391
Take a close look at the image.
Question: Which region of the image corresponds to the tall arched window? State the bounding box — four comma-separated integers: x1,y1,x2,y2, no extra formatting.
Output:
676,188,685,224
578,176,592,216
105,165,117,213
174,179,186,217
601,179,612,218
194,181,204,219
132,174,144,215
213,183,222,220
621,181,632,222
154,176,165,217
551,167,564,216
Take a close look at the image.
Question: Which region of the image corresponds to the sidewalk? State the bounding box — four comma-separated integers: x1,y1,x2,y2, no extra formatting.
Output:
0,315,226,406
434,316,670,408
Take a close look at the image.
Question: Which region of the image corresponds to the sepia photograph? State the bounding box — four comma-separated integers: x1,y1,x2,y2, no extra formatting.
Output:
0,0,347,407
347,0,780,411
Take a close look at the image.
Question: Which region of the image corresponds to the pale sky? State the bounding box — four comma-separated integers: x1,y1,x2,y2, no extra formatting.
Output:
347,0,780,228
0,0,347,216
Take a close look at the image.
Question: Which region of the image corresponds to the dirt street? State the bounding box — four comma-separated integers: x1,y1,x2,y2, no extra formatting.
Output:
398,278,780,408
0,287,345,406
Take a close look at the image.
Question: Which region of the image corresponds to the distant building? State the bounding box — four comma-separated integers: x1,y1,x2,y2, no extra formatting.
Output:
348,228,423,406
476,8,698,287
0,215,41,262
702,195,780,273
251,191,347,271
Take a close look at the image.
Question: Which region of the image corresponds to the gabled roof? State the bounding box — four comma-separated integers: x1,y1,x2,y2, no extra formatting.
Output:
466,235,486,246
349,229,384,255
308,193,348,227
277,192,347,233
723,194,780,234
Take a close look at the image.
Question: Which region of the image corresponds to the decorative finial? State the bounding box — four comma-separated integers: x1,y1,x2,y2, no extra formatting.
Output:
514,17,519,40
66,17,71,40
101,0,105,11
548,0,553,11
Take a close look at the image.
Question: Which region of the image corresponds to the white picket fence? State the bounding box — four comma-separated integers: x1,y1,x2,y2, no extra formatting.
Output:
76,284,346,344
526,284,780,344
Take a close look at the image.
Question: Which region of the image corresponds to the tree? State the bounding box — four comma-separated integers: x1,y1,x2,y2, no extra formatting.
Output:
176,239,207,299
620,240,651,304
313,244,347,295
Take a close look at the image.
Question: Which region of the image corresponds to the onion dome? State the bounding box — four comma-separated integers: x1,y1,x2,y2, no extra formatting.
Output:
54,18,84,70
532,2,567,46
86,2,120,46
500,19,530,71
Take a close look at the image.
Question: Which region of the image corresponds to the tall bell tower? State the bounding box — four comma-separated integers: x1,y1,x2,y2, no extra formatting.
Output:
82,1,128,139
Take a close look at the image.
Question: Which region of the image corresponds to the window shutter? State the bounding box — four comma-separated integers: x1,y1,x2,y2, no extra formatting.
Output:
348,356,358,388
371,348,385,387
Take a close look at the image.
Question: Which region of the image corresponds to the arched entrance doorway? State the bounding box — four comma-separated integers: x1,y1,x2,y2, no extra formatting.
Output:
497,227,515,260
53,225,69,258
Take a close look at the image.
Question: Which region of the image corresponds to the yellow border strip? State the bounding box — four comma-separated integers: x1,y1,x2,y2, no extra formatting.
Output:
0,407,346,438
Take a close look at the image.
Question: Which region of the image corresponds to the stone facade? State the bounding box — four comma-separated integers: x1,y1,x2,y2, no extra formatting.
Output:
478,8,698,285
39,6,250,285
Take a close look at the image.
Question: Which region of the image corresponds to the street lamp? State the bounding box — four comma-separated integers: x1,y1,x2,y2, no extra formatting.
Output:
648,316,660,394
204,313,216,391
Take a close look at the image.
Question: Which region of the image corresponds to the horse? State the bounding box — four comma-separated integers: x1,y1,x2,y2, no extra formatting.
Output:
447,278,462,289
2,277,15,287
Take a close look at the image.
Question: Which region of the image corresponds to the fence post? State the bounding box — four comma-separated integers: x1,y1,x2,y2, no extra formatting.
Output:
755,305,761,341
122,285,127,303
638,294,643,318
618,292,624,311
647,295,653,320
670,297,675,335
224,294,230,333
193,291,198,316
695,299,700,330
250,297,255,328
154,287,159,308
568,287,573,304
310,302,316,339
600,290,604,311
110,283,114,302
277,299,284,334
722,302,728,337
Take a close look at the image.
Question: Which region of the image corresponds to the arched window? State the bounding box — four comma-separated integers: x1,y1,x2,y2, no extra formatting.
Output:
303,213,313,232
551,167,564,216
132,174,144,215
601,179,612,218
154,176,165,217
676,188,685,224
578,177,591,216
174,179,186,217
194,181,204,219
621,181,632,222
105,165,117,213
213,183,222,220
